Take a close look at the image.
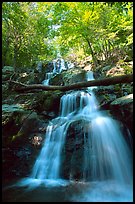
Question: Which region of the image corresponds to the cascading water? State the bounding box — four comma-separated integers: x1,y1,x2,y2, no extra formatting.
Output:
37,61,42,72
42,72,54,85
42,58,68,85
16,70,132,201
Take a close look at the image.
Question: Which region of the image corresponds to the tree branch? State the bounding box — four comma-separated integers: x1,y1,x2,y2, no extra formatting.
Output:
11,74,133,93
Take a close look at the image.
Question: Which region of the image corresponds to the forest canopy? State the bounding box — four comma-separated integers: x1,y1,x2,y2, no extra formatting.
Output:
2,2,133,70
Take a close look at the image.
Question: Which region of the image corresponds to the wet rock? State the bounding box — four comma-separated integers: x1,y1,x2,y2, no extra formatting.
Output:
2,109,47,179
2,144,39,179
61,119,91,180
41,111,56,119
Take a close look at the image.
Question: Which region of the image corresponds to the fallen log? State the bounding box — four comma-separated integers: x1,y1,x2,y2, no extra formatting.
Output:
11,74,133,93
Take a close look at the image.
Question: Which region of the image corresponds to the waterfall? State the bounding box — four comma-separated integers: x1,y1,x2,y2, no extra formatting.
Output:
53,60,57,74
31,123,67,180
17,70,132,201
42,72,54,85
67,61,74,69
42,58,67,85
37,61,42,72
59,58,67,73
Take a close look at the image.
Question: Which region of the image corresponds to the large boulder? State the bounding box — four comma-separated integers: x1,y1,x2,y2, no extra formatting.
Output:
94,82,133,110
2,66,14,73
49,67,86,86
2,103,48,148
2,66,15,81
94,85,117,109
2,104,48,180
109,94,133,137
60,119,91,180
30,91,63,117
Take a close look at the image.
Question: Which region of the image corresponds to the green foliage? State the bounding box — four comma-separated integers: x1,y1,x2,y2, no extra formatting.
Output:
2,2,133,70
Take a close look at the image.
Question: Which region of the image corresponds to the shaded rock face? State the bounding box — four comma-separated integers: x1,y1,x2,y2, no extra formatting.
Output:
2,107,49,180
2,66,15,81
33,91,63,116
60,119,91,180
2,145,34,180
109,94,133,139
2,104,47,146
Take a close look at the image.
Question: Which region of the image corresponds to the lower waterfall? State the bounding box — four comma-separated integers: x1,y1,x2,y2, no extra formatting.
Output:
15,71,132,202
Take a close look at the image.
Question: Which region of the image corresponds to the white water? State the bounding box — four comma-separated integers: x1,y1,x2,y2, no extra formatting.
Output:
37,61,42,72
42,72,54,85
67,61,74,69
16,71,133,202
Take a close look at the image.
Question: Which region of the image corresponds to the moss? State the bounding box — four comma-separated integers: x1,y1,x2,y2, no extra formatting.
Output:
11,131,24,142
114,84,121,92
121,65,133,74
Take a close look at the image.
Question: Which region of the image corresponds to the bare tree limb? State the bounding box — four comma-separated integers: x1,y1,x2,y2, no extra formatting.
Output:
11,74,133,93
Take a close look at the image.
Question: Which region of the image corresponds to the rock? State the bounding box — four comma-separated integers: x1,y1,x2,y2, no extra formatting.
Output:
93,86,117,109
49,67,86,86
12,112,47,143
2,103,48,148
83,64,92,71
2,144,39,179
2,104,25,113
2,108,48,180
110,94,133,137
2,104,29,147
49,74,64,86
102,65,112,72
110,94,133,105
61,119,91,180
106,66,125,77
2,66,14,74
2,66,15,81
41,111,56,119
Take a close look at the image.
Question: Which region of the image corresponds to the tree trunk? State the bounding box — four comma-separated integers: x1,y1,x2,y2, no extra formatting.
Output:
86,38,98,67
10,74,133,93
2,35,10,67
13,44,18,71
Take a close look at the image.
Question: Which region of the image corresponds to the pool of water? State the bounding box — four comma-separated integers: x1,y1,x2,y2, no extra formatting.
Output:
2,179,133,202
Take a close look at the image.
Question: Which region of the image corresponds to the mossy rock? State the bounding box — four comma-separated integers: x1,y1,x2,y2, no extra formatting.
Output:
110,94,133,106
2,66,14,74
110,94,133,136
2,104,25,113
31,91,63,115
49,67,87,86
2,103,35,146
